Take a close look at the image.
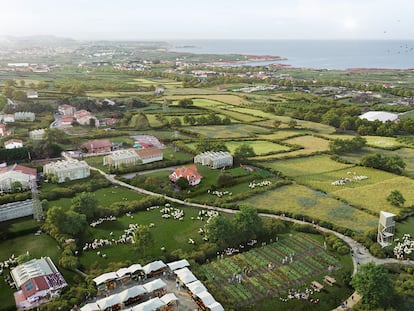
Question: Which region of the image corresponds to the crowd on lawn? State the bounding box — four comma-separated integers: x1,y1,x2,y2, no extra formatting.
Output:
279,287,319,304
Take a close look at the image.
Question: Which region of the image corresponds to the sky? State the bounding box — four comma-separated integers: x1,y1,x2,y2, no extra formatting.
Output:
0,0,413,40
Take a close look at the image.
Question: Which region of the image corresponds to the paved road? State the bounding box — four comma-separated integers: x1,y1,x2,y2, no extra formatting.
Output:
90,166,414,310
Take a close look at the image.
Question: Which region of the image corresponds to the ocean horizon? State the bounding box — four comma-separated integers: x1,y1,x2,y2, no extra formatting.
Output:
169,39,414,70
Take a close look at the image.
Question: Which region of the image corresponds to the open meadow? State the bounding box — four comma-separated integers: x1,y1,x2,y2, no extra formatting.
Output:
237,184,377,232
186,124,272,138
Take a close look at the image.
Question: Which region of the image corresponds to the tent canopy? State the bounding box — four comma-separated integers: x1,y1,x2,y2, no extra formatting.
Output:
127,263,143,274
118,285,146,302
116,267,130,278
97,294,122,309
142,260,166,275
167,259,190,271
93,272,118,285
160,293,178,305
80,302,100,311
197,291,216,307
130,297,165,311
175,267,197,284
187,280,207,295
143,278,167,293
208,301,224,311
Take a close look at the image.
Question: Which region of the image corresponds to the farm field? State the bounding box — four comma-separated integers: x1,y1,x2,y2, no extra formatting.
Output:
186,140,291,155
339,147,414,178
257,130,310,140
185,124,272,138
254,135,331,160
237,184,377,232
333,175,414,215
199,232,352,309
363,136,403,149
264,155,352,177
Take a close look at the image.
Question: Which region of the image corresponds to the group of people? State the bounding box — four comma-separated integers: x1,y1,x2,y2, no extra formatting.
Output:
280,287,319,304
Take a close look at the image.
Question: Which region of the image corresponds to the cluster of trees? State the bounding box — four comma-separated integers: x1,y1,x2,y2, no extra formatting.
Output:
206,206,264,248
360,153,406,175
329,136,366,154
179,113,231,126
195,140,228,153
387,190,406,207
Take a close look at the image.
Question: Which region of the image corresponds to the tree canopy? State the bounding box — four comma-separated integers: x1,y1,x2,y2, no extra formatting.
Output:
387,190,405,207
71,192,99,220
360,153,406,175
234,144,255,159
350,262,394,308
134,225,154,256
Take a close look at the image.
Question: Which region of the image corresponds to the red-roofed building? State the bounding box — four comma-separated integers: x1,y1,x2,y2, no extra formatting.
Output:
60,115,74,126
4,138,23,149
0,164,36,193
11,257,67,310
169,165,202,186
81,139,112,154
135,147,163,164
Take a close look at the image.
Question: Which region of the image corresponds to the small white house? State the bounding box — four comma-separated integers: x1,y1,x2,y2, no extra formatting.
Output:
4,139,23,149
194,151,233,169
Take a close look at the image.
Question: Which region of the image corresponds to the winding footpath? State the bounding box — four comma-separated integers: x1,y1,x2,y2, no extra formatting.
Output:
90,167,414,310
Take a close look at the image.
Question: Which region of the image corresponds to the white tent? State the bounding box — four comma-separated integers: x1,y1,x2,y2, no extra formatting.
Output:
130,297,165,311
197,291,216,307
143,278,167,293
93,272,118,285
208,301,224,311
175,267,197,284
118,285,146,302
116,267,130,278
160,293,178,305
187,280,207,295
96,294,122,310
142,260,166,275
167,259,190,271
127,263,143,274
80,302,100,311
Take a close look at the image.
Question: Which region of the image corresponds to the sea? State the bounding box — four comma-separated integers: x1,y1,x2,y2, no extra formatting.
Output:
169,39,414,70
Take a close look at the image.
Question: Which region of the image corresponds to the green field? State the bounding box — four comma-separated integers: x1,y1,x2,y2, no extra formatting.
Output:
79,205,210,269
255,135,330,160
364,136,403,149
186,124,272,138
186,140,291,155
339,146,414,178
265,155,351,177
238,184,377,232
333,175,414,215
257,130,310,141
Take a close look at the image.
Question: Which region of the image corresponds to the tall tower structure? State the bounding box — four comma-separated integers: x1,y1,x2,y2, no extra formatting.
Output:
377,211,396,248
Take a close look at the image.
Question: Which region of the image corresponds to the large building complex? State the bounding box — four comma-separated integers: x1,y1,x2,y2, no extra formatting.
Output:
43,159,90,183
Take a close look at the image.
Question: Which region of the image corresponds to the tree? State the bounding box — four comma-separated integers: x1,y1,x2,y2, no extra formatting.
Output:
350,262,394,308
178,98,194,108
89,117,96,127
217,174,234,187
134,225,154,257
273,120,282,129
288,119,298,129
232,206,263,243
387,190,405,207
170,117,182,127
234,144,255,159
11,181,23,192
71,192,99,220
176,177,190,190
132,113,150,130
360,153,406,175
206,216,234,248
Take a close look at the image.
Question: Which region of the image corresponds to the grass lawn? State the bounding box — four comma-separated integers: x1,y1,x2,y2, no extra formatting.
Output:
254,135,330,160
185,124,271,138
363,136,403,149
230,107,277,119
237,184,377,232
47,186,146,210
79,205,209,270
396,216,414,237
226,140,291,155
262,155,351,177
